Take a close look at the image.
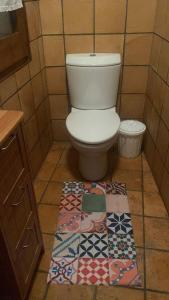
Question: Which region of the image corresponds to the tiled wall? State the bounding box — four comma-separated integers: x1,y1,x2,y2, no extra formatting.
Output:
144,0,169,210
0,0,52,178
39,0,157,140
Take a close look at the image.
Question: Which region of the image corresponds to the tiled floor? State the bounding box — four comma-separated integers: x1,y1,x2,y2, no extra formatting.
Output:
29,142,169,300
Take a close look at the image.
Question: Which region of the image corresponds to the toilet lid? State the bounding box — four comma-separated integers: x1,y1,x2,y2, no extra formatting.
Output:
66,109,120,144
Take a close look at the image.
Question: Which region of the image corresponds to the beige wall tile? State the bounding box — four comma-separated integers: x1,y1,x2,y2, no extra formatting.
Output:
150,34,162,71
120,94,145,119
2,93,21,111
161,84,169,130
127,0,157,33
38,37,45,70
23,115,39,152
42,69,48,98
32,72,44,109
52,120,68,140
29,39,41,78
37,100,50,134
0,75,17,102
122,66,148,93
43,36,65,66
63,0,93,34
46,67,67,94
155,0,168,37
95,34,124,56
15,65,30,88
39,0,63,34
149,106,160,142
49,95,68,119
65,35,94,54
25,1,41,41
156,119,169,163
124,34,153,65
95,0,126,33
19,81,35,122
158,39,169,81
40,125,52,159
29,140,43,178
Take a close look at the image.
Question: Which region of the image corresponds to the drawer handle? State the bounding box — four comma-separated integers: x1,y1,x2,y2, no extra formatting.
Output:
1,135,16,151
22,243,31,249
11,199,23,207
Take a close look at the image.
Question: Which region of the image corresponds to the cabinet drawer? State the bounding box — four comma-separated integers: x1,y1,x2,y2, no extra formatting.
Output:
1,175,33,260
0,128,26,202
15,216,42,297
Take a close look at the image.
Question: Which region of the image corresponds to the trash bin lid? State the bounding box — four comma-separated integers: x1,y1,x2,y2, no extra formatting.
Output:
119,120,146,136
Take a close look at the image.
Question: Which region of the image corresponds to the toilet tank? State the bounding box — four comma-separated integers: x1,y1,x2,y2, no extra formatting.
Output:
66,53,121,110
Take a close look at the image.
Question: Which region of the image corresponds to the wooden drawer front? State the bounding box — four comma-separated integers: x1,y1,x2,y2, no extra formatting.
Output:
2,176,33,260
0,128,26,202
15,216,42,297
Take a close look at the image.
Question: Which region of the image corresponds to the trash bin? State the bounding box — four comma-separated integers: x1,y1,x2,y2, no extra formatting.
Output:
118,120,146,158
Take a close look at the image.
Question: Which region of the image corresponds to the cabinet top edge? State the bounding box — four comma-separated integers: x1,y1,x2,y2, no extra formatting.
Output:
0,110,24,145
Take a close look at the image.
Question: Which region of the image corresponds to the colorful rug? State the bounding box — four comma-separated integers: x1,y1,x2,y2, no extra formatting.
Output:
47,182,141,286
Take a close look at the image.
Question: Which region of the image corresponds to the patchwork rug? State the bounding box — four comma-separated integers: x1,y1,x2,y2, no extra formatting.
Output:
47,182,141,286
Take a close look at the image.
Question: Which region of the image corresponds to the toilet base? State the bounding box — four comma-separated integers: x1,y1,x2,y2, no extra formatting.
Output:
70,136,117,181
79,151,107,181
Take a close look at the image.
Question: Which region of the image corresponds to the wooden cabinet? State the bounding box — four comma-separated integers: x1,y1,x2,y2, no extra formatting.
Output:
0,111,43,300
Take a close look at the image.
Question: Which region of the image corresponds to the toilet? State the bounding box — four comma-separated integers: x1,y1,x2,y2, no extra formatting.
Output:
66,53,121,181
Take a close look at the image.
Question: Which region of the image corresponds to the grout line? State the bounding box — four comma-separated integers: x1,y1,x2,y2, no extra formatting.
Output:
93,0,95,53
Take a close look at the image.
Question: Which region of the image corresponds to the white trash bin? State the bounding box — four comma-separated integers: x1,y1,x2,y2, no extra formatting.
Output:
118,120,146,158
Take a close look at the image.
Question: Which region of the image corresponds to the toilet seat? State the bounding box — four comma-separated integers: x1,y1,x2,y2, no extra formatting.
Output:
66,108,120,144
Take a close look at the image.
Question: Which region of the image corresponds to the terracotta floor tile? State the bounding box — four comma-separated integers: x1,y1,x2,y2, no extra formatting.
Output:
142,153,151,172
41,182,63,205
111,169,142,191
46,285,95,300
136,247,145,289
96,286,144,300
33,179,48,203
37,161,56,181
38,204,59,234
147,291,169,300
146,249,169,292
51,142,68,151
145,217,169,250
51,165,82,182
144,192,168,218
144,172,159,193
58,145,79,167
132,215,144,247
45,147,63,164
28,272,47,300
112,154,142,171
128,191,143,215
38,234,54,272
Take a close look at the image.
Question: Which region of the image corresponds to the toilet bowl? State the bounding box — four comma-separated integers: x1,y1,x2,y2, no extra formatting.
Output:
66,107,120,180
66,53,121,181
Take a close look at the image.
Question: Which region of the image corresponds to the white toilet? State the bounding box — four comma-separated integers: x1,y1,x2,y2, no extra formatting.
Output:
66,53,121,181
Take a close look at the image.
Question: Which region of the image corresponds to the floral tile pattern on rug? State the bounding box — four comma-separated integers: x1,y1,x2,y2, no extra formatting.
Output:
48,181,141,288
106,182,127,195
57,212,81,233
107,213,133,234
47,257,78,284
77,258,109,285
59,194,82,212
108,234,136,259
81,212,106,233
63,182,84,194
52,233,80,257
109,259,141,286
106,194,129,213
79,233,108,258
84,182,107,195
